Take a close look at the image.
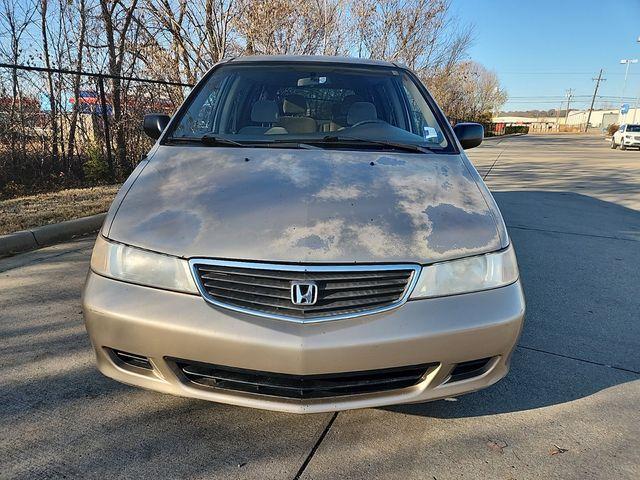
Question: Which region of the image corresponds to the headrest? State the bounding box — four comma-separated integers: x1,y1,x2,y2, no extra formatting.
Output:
282,94,307,115
251,100,278,123
347,102,377,125
338,95,363,115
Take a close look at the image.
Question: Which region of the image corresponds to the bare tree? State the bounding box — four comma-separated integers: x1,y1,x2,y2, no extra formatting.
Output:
433,61,507,122
98,0,140,175
236,0,339,55
146,0,198,82
350,0,470,71
66,0,88,160
0,0,36,164
39,0,60,164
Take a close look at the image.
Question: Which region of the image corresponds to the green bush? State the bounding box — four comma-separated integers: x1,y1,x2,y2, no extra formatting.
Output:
83,143,111,183
504,125,529,135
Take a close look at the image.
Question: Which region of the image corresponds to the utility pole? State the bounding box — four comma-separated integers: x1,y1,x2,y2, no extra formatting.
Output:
564,89,574,128
585,69,605,132
620,59,638,123
633,37,640,123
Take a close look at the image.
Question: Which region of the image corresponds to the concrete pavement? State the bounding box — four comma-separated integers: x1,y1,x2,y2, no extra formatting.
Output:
1,134,638,479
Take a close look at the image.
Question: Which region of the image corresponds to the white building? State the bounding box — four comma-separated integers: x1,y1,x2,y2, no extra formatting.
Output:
493,107,640,132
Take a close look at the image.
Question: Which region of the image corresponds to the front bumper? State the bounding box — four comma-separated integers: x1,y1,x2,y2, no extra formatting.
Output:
83,272,525,413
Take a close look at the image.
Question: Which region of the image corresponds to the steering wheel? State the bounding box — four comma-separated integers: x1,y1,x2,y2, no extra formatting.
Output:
350,119,385,128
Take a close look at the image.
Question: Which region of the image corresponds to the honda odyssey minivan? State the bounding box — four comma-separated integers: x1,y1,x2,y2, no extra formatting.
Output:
83,55,525,413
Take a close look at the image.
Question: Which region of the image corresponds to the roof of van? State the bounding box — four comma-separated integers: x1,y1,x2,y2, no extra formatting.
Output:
228,55,401,68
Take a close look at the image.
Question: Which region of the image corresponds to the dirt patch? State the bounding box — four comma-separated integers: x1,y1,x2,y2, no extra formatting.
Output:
0,185,121,235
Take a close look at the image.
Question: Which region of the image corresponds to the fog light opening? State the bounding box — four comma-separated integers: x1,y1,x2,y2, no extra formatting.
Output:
110,349,153,370
445,357,494,384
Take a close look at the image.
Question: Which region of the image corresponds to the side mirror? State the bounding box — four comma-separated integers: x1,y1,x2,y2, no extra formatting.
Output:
453,122,484,150
143,114,171,140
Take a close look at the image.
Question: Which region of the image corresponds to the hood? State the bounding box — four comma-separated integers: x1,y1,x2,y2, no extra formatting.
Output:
106,146,502,264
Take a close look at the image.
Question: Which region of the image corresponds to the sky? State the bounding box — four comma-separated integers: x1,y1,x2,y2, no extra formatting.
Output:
452,0,640,112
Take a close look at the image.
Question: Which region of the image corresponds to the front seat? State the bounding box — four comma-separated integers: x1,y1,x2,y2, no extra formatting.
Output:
277,95,317,134
346,102,378,127
238,100,287,135
329,94,363,131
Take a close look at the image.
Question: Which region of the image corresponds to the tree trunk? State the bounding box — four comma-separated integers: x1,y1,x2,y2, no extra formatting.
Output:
67,0,87,163
40,0,60,169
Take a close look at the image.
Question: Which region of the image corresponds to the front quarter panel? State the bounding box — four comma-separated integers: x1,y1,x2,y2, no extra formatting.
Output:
101,158,151,237
458,151,509,248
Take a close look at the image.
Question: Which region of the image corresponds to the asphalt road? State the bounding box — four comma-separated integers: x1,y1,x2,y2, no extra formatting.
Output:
1,134,639,479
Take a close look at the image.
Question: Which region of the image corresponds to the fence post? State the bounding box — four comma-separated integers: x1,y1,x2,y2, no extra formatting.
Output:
97,74,115,181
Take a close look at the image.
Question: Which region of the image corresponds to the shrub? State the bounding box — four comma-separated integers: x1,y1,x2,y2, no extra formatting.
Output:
83,143,111,183
607,124,619,136
504,125,529,135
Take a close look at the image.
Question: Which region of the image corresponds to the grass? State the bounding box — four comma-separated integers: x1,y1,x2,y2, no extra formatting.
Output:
0,185,121,235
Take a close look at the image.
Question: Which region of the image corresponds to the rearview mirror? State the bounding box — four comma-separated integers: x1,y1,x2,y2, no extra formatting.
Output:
453,122,484,150
143,114,171,140
297,76,328,87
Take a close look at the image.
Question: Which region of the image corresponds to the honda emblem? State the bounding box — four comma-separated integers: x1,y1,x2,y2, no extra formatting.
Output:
290,281,318,305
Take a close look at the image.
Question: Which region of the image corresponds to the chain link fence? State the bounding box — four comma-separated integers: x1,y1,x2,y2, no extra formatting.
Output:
0,63,193,199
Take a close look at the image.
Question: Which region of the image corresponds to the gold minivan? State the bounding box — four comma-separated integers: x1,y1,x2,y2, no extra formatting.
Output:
83,55,525,413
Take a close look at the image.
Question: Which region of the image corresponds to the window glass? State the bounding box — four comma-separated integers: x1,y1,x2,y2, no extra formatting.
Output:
169,64,450,150
172,75,226,138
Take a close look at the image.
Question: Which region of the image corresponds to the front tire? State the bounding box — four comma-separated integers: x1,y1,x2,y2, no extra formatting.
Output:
620,143,627,150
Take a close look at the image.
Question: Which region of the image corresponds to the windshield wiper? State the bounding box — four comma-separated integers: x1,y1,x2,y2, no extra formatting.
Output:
168,135,320,150
200,134,247,147
164,135,248,147
321,135,434,154
266,139,321,150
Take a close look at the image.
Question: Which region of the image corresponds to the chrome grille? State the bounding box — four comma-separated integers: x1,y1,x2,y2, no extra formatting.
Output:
190,260,420,322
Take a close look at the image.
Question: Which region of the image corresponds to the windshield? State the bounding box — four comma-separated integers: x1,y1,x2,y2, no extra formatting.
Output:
626,125,640,133
168,63,451,151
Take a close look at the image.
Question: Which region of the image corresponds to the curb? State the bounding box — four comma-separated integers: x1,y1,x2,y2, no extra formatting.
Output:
0,213,106,257
483,133,526,141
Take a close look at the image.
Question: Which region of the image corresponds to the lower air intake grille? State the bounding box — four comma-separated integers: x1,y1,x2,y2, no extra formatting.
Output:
190,260,419,321
446,357,493,383
173,359,436,399
111,349,152,370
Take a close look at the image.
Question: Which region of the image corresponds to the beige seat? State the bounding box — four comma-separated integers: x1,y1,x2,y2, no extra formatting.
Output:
238,100,287,135
329,94,363,131
277,95,317,134
346,102,378,126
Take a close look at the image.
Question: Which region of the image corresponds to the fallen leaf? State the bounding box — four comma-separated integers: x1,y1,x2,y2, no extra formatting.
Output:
486,440,508,453
549,444,568,456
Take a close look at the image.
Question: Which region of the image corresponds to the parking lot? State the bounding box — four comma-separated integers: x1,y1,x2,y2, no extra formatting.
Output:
1,134,638,479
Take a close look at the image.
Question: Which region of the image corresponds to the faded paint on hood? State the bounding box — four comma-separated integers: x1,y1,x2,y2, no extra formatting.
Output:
107,146,502,264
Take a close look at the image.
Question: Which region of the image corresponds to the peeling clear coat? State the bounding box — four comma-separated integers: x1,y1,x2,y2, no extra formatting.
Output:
104,146,504,264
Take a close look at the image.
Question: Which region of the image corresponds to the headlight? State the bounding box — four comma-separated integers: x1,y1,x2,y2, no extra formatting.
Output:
90,235,198,294
410,246,519,299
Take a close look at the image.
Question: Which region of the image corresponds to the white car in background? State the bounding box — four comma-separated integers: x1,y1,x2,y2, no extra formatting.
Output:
611,124,640,150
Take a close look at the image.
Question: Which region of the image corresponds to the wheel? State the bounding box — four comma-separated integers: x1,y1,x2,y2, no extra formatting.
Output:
620,143,626,150
611,138,617,149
